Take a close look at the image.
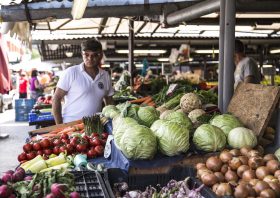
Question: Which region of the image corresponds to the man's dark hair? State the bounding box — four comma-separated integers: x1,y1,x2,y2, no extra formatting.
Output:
81,39,102,52
235,39,245,53
31,70,38,77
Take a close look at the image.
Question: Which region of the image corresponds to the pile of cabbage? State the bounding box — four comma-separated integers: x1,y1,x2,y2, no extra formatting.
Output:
192,114,258,152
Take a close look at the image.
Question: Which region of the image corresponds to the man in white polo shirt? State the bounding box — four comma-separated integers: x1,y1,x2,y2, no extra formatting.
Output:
52,39,114,124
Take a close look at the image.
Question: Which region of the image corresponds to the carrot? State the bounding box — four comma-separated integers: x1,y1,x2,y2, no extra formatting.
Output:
48,128,64,134
40,133,60,138
142,97,153,105
73,123,84,131
146,101,156,107
57,127,76,135
130,96,152,104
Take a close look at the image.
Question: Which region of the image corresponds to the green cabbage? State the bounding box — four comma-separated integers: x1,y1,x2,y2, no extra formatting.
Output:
151,120,190,156
112,116,138,149
227,127,257,149
116,103,127,112
127,104,140,121
274,148,280,161
210,114,243,136
102,105,119,118
163,111,192,129
159,110,175,119
120,125,157,159
193,124,226,152
137,106,160,127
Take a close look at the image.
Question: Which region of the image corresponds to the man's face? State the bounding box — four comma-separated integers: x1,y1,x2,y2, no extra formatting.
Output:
82,50,103,68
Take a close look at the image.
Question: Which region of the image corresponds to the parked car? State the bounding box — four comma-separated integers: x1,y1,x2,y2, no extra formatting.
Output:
0,90,15,113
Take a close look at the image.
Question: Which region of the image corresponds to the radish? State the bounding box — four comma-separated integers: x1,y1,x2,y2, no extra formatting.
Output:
24,176,33,181
51,183,68,198
12,171,25,182
1,173,12,183
0,185,12,197
70,192,81,198
45,193,56,198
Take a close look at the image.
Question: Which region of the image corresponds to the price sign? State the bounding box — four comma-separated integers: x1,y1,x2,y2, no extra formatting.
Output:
104,135,114,158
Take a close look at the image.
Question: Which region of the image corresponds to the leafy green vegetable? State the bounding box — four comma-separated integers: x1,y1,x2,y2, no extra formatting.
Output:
163,111,192,129
195,90,218,105
137,106,160,127
227,127,257,149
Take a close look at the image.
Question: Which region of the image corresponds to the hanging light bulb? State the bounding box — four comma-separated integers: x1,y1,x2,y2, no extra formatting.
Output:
71,0,89,20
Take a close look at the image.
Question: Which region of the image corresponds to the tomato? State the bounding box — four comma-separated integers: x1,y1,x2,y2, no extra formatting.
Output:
36,150,44,156
76,144,87,152
87,149,97,158
53,146,60,155
26,151,36,160
53,139,62,146
40,139,51,149
18,152,27,162
100,139,107,146
32,142,42,151
61,133,69,140
66,144,74,154
90,137,101,147
94,145,104,156
44,149,53,155
23,143,33,152
59,146,67,153
91,133,99,138
70,139,78,147
101,132,109,139
61,138,70,144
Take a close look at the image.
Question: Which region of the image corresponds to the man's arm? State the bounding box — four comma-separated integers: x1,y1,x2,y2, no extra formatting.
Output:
52,87,67,124
104,96,114,106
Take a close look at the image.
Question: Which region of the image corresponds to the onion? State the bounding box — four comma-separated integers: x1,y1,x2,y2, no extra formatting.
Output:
237,165,250,178
260,189,276,198
214,172,225,182
229,157,242,170
266,160,280,174
240,146,252,156
197,168,212,179
264,154,277,162
201,173,218,187
274,170,280,178
268,182,280,197
248,156,264,169
254,181,270,195
206,156,223,172
219,150,233,163
215,183,233,196
249,179,260,186
1,173,12,184
230,149,241,157
212,183,219,192
242,169,256,182
221,164,229,174
246,184,257,197
196,163,206,170
263,175,278,183
256,166,270,180
234,184,249,198
225,168,238,182
247,150,261,158
239,156,249,165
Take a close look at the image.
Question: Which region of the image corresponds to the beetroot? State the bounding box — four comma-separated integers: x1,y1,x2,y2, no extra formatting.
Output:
12,171,25,182
0,185,13,197
70,192,81,198
4,170,14,175
1,173,12,184
51,183,68,198
45,193,56,198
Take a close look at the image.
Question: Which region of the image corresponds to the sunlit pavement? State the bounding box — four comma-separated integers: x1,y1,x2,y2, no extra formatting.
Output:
0,109,36,173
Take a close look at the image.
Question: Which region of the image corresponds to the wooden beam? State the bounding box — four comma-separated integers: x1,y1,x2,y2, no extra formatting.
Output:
151,24,160,36
98,17,108,34
114,18,122,34
135,21,147,34
54,19,72,30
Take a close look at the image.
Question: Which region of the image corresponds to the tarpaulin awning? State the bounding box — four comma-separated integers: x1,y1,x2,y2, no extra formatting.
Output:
0,34,11,94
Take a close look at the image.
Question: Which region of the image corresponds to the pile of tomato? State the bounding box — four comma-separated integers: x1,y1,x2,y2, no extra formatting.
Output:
18,132,109,163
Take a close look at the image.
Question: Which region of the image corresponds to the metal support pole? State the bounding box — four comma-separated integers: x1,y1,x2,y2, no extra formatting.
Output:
223,0,236,112
218,0,225,112
128,19,135,86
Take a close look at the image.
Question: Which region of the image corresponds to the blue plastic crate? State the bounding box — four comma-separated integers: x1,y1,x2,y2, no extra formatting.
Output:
28,112,54,122
15,106,33,121
15,99,36,108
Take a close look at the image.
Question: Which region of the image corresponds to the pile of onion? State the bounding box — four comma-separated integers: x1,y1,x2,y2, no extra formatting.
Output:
195,147,280,197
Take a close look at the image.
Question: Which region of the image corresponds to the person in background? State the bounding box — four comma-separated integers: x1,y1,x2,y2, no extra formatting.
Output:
19,72,28,98
234,40,261,89
29,69,44,100
52,39,114,124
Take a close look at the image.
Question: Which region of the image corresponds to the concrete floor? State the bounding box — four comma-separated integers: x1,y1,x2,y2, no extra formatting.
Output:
0,109,36,173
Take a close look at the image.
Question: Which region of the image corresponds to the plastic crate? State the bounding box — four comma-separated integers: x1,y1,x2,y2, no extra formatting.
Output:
103,166,218,198
28,112,54,122
72,171,109,198
15,99,36,108
15,106,33,121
